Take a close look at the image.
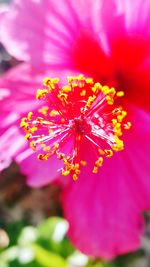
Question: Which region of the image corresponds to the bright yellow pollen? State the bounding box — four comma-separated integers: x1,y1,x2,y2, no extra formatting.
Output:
112,137,124,151
104,149,113,158
86,95,96,108
43,77,59,90
124,121,132,130
116,91,124,97
80,160,87,166
20,118,28,128
25,133,32,140
36,89,48,100
30,127,37,133
30,141,36,151
80,89,86,96
27,112,33,121
50,110,59,116
38,106,49,116
73,174,78,181
62,85,72,92
93,166,99,174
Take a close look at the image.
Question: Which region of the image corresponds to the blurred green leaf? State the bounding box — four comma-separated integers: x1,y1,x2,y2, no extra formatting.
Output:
32,244,67,267
37,217,74,257
6,221,27,247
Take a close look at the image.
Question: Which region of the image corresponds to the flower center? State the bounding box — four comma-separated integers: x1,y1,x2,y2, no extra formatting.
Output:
71,116,91,135
21,75,131,180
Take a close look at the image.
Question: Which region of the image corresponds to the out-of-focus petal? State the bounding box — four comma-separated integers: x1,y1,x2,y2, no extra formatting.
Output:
100,0,150,44
62,105,150,259
16,148,63,187
0,63,42,128
0,126,25,171
0,0,80,69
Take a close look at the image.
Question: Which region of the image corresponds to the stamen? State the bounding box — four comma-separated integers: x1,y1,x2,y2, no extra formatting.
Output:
21,75,131,180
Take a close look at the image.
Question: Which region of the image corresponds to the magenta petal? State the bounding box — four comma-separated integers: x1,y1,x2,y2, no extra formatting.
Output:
62,155,144,259
62,105,150,259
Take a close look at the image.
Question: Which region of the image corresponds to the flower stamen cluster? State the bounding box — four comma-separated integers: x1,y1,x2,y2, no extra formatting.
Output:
21,75,131,180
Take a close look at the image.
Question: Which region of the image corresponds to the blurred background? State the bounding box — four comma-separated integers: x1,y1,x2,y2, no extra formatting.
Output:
0,0,150,266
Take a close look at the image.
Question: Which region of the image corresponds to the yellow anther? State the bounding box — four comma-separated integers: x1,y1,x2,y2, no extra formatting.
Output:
50,110,59,116
27,112,33,120
73,174,78,180
30,141,36,151
57,92,68,101
92,83,102,94
95,157,103,167
25,133,32,140
62,170,70,176
116,91,124,97
62,85,72,92
43,146,50,152
51,143,59,154
117,110,127,122
124,122,132,130
104,149,113,158
93,166,98,173
20,118,28,128
101,85,110,94
112,108,122,115
108,87,116,94
43,77,51,86
112,137,124,151
43,77,59,89
38,153,50,160
30,127,37,133
112,119,117,126
36,89,48,100
78,74,84,80
98,149,105,155
80,90,86,96
86,95,96,108
86,78,94,84
38,106,49,116
80,160,87,166
106,95,114,105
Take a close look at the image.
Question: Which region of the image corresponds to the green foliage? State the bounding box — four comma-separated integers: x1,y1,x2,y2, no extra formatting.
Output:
32,244,67,267
0,216,147,267
0,217,80,267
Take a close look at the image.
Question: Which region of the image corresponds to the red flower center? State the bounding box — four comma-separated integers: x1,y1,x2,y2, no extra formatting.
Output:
71,116,91,135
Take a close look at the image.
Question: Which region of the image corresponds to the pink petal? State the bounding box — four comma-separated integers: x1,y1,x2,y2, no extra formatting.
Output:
0,126,25,171
0,0,80,69
1,0,112,71
16,148,63,187
0,63,42,129
62,105,150,259
100,0,150,43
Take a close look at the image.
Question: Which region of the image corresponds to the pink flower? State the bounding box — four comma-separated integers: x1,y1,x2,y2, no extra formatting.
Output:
0,0,150,259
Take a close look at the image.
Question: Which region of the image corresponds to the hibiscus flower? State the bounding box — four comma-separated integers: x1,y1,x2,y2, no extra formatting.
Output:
0,0,150,259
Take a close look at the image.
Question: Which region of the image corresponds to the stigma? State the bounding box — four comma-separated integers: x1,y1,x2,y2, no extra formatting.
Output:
21,75,131,180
